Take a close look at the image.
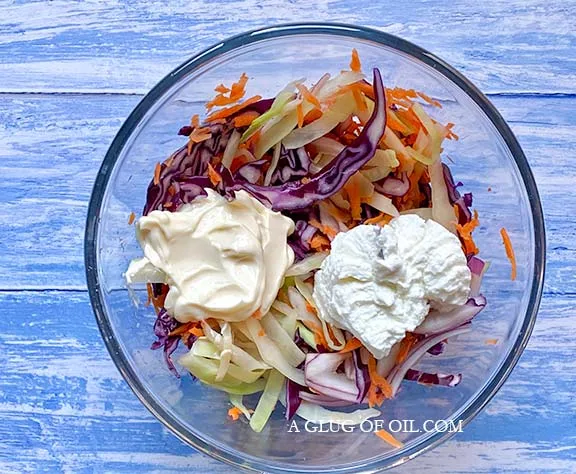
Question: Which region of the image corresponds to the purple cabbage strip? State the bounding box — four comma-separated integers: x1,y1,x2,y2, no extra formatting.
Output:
414,295,486,335
404,369,462,387
375,172,410,197
286,378,304,420
352,349,370,403
442,163,473,225
288,220,317,260
231,68,387,211
388,324,472,396
143,124,232,215
272,147,311,184
234,159,269,184
427,341,445,356
150,308,181,378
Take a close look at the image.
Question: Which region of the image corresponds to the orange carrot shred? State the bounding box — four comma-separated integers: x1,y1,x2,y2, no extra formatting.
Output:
128,212,136,225
309,234,330,250
163,202,173,209
350,48,362,73
228,407,242,421
351,86,367,112
251,309,263,320
309,217,338,239
485,338,499,345
305,301,317,315
169,322,196,337
153,163,161,185
207,163,222,186
500,227,517,281
258,329,265,337
145,283,153,308
233,110,259,128
375,430,404,448
296,84,321,109
214,84,230,94
191,114,200,128
303,108,323,124
339,338,363,353
345,179,362,221
206,95,262,122
396,333,419,364
296,102,304,128
456,210,480,256
189,327,204,338
304,322,328,348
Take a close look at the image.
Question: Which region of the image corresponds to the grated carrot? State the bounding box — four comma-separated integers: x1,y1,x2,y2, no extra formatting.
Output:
308,217,338,239
145,283,153,308
191,114,200,128
189,326,204,338
350,48,362,73
357,80,375,100
296,83,321,109
163,202,173,209
187,126,212,154
305,301,317,315
214,84,230,94
128,212,136,225
301,321,327,347
500,227,517,281
167,184,176,196
375,430,404,449
243,129,261,150
233,110,260,128
456,210,480,256
485,338,499,345
153,162,161,185
303,108,323,125
344,179,362,221
206,95,263,122
228,407,242,421
366,356,393,408
207,163,222,186
230,153,253,174
169,322,196,337
206,73,249,110
396,333,419,364
351,86,367,112
339,338,363,353
251,309,263,320
296,102,304,128
309,234,330,251
258,328,265,337
416,91,442,108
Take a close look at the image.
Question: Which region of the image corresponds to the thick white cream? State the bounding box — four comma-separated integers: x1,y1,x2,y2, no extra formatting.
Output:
127,189,295,323
313,215,471,358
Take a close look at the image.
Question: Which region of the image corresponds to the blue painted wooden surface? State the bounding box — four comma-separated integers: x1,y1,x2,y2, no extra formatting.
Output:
1,1,575,473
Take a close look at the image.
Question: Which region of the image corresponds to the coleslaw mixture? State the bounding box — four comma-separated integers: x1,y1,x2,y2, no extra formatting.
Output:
126,50,501,436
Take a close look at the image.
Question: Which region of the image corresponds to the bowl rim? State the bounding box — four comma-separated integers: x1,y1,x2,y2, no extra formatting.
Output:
85,22,546,473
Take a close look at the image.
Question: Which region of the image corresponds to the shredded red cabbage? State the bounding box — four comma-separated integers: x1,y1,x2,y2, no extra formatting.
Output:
231,68,387,211
272,147,311,184
442,163,473,225
375,172,410,197
405,369,462,387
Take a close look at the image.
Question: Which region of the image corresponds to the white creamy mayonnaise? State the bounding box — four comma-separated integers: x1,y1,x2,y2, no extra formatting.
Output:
313,215,471,359
126,189,295,323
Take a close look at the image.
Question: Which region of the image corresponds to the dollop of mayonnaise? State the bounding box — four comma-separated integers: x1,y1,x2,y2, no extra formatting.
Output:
127,189,295,323
313,215,471,359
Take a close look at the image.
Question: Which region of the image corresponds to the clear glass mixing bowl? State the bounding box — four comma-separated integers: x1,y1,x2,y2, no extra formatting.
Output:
85,23,545,473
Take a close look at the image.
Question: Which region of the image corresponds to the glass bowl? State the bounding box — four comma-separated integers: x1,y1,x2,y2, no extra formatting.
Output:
85,23,545,473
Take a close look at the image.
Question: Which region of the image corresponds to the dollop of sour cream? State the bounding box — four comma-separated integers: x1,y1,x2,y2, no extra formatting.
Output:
127,189,295,323
313,215,471,359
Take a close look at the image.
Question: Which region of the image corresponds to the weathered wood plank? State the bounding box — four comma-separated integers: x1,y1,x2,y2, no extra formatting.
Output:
0,94,572,292
0,0,575,94
0,291,573,472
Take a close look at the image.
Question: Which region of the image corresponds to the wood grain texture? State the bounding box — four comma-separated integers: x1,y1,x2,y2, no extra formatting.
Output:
0,0,575,94
1,0,575,472
0,291,574,473
0,94,573,293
